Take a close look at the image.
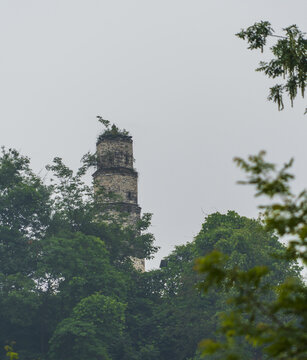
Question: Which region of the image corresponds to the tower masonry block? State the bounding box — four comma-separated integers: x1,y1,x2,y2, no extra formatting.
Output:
93,133,145,272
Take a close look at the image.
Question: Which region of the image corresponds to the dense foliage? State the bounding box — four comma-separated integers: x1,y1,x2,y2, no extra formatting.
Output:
196,155,306,360
0,146,301,359
0,147,155,359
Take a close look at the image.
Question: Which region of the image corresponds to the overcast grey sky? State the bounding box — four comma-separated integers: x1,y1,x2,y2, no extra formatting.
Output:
1,1,306,269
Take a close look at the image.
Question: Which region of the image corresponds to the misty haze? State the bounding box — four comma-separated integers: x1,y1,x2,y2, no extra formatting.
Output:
0,1,306,359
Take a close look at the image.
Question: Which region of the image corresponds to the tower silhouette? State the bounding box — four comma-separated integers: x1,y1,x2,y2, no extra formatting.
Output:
93,131,145,271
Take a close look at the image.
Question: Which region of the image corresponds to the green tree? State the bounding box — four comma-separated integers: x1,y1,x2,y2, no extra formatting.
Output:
196,156,306,360
0,148,50,276
0,145,303,360
0,148,51,359
144,212,298,360
195,21,307,360
236,21,306,112
0,147,157,359
49,293,126,360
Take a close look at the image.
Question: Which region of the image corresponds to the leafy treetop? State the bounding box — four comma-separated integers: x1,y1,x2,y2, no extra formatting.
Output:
236,21,306,112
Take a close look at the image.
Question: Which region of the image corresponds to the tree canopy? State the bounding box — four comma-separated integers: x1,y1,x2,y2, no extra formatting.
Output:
0,147,156,359
0,146,300,359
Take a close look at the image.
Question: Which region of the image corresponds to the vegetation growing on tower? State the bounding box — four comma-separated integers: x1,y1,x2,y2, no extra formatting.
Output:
97,115,130,141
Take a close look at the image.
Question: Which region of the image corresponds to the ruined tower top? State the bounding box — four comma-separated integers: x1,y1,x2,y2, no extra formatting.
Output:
96,133,134,172
94,132,139,208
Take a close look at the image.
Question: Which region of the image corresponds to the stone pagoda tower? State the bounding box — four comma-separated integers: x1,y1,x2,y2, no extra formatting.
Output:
93,129,145,272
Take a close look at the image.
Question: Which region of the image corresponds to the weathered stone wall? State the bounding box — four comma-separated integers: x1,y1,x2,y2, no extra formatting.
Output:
95,171,138,204
131,257,145,272
98,204,141,227
96,137,133,169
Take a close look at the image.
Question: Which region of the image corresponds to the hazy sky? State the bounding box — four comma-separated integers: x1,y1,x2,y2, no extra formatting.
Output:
1,1,306,269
